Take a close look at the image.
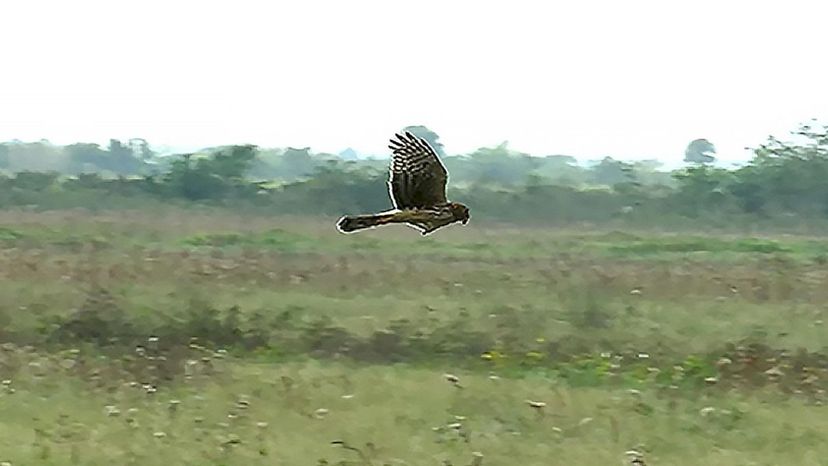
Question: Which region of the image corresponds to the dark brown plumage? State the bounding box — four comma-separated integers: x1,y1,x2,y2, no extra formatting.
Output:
336,131,470,235
387,131,448,209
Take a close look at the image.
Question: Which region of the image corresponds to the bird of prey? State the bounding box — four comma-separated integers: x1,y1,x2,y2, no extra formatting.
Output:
336,131,470,235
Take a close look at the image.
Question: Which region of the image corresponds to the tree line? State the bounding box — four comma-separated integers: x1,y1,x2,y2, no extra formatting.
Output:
0,121,826,230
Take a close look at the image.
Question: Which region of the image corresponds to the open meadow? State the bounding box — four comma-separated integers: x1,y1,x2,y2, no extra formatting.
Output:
2,208,828,465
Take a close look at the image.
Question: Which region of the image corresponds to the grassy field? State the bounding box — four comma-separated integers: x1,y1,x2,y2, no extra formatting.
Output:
1,207,828,465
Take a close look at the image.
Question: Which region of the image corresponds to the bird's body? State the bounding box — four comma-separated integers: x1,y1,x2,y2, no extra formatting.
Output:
336,132,470,235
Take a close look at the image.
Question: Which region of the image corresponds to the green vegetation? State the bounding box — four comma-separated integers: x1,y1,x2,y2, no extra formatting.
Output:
1,210,828,464
2,121,828,232
3,121,828,464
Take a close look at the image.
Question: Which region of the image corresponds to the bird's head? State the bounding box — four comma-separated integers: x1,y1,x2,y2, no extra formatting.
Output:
449,202,470,225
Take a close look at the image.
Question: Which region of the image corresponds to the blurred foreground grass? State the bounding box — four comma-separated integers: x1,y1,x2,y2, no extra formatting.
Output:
2,354,828,466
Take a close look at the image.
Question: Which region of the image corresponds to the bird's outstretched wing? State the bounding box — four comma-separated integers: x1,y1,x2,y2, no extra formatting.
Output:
387,132,449,209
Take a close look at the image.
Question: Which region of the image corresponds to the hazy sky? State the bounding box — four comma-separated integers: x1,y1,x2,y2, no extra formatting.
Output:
1,0,826,167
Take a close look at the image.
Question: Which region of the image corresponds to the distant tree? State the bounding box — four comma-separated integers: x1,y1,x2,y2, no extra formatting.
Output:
402,125,446,156
590,157,634,186
281,147,317,179
0,144,8,168
684,138,716,164
278,161,388,215
10,171,61,191
532,155,586,186
107,139,145,173
338,148,359,160
128,138,155,161
4,141,67,172
162,145,258,200
460,142,540,186
735,121,828,215
64,140,144,175
671,165,734,216
203,144,257,181
544,155,578,166
633,159,664,172
631,159,675,187
65,143,108,173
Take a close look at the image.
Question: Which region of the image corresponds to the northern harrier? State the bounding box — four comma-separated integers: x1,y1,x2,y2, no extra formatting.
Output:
336,132,470,235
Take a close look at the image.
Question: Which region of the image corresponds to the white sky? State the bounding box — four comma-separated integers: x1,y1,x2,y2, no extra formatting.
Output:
1,0,826,168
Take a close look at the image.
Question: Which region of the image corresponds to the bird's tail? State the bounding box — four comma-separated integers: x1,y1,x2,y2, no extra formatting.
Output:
336,212,400,233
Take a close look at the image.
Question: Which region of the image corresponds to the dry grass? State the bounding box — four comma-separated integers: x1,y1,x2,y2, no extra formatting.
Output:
1,208,828,464
2,351,828,466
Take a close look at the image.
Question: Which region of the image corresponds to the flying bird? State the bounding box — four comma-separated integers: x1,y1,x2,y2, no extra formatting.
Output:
336,132,470,235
